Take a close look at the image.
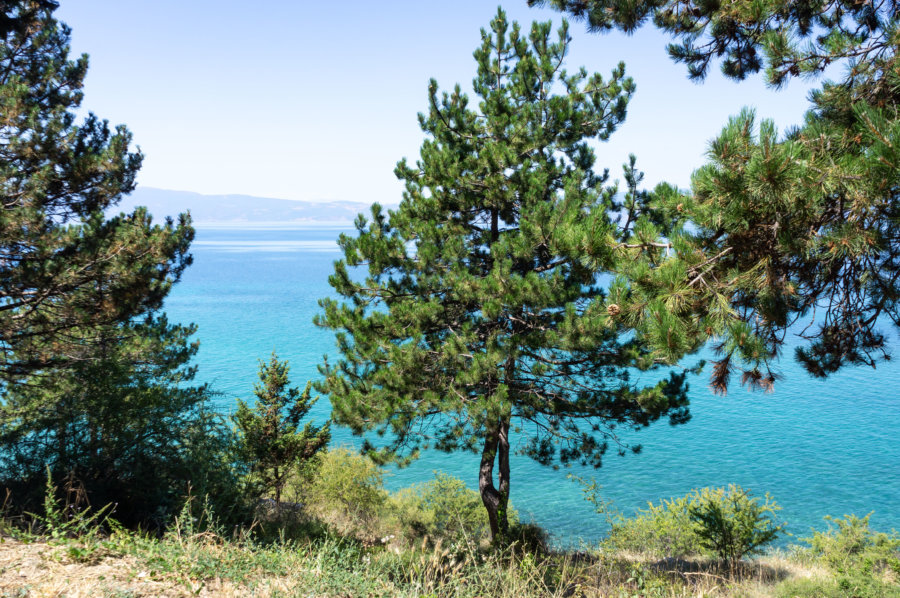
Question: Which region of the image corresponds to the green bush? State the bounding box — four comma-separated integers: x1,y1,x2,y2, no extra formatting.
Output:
787,513,900,596
507,521,550,554
776,574,900,598
803,513,900,573
232,353,330,504
302,448,387,536
688,484,784,574
600,493,702,559
389,472,489,546
597,484,783,571
0,317,252,530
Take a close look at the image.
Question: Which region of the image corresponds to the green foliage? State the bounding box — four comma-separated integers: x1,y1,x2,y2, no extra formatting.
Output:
0,0,193,384
317,6,692,540
688,485,784,574
232,353,330,503
0,1,238,531
32,470,114,542
0,315,249,529
796,513,900,595
597,488,703,559
389,472,491,547
596,484,783,572
602,492,700,559
303,448,387,536
531,0,898,86
776,577,900,598
531,0,900,391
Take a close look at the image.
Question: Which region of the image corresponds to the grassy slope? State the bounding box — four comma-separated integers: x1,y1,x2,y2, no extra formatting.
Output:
0,532,873,598
2,454,896,597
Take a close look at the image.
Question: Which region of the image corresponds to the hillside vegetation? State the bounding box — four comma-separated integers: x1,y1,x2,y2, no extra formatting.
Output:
1,449,897,598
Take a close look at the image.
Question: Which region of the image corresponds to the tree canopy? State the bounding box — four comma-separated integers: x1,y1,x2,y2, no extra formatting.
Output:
0,1,235,527
0,313,247,527
316,8,692,538
0,0,192,384
530,0,899,86
532,0,900,389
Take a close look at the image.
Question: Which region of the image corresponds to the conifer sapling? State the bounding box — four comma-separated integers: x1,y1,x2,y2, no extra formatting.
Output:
234,353,330,503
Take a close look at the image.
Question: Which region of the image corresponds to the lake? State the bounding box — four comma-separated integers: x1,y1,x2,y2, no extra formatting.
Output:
164,225,900,545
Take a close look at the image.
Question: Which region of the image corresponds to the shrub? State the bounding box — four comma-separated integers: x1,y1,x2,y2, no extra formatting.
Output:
507,521,550,554
303,448,386,536
803,513,900,573
688,484,784,575
776,574,900,598
790,513,900,595
389,472,489,546
232,353,330,503
599,493,702,559
596,484,784,573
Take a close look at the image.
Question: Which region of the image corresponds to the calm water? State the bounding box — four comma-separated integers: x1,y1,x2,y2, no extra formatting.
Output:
165,225,900,545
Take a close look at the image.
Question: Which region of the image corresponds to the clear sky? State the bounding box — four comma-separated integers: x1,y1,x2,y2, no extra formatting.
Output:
56,1,823,204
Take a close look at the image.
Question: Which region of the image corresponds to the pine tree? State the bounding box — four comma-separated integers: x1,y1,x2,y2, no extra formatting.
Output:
532,0,900,390
0,1,233,527
0,315,244,527
233,353,330,503
0,0,192,384
530,1,899,86
316,9,692,539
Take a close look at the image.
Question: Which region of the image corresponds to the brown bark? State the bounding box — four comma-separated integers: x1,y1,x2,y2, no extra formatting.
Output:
479,416,511,540
497,416,510,536
479,421,501,539
479,209,511,540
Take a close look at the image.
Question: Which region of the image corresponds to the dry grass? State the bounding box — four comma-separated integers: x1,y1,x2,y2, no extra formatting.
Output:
0,540,180,597
0,534,882,598
0,540,310,598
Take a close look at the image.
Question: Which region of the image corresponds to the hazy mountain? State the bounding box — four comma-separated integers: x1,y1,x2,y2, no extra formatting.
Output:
114,187,381,226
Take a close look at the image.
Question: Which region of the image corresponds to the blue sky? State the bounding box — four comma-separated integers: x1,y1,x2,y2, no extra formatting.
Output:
57,1,821,204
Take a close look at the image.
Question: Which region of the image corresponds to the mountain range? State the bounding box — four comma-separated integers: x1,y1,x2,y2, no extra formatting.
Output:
115,187,382,226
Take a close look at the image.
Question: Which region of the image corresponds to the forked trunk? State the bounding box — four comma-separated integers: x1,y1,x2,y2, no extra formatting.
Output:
480,210,512,540
479,417,511,540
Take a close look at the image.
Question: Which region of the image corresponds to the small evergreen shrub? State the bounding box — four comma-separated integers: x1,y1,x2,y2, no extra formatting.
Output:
688,484,784,574
232,353,330,503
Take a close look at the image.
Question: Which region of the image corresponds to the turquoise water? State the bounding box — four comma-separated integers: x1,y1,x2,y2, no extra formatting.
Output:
165,225,900,545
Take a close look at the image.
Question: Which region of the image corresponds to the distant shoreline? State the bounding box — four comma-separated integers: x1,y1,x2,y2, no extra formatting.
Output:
191,221,356,229
114,186,395,229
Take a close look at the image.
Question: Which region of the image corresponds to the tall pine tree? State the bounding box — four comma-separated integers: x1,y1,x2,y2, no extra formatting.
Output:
0,1,229,527
0,0,192,384
317,9,691,538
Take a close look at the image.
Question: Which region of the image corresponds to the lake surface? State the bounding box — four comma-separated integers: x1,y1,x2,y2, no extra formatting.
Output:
165,225,900,545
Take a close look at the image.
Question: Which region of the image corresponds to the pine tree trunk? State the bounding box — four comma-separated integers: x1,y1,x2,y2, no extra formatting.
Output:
479,423,501,539
479,417,511,541
497,416,510,535
479,206,510,540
